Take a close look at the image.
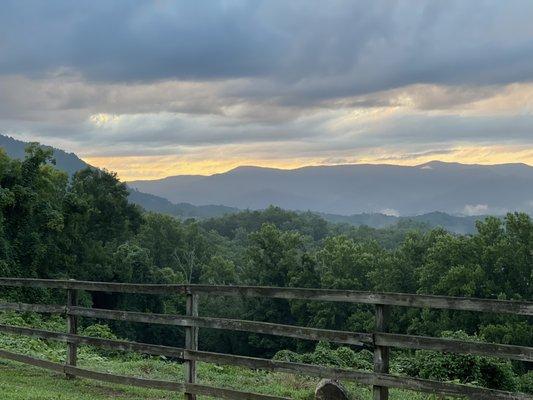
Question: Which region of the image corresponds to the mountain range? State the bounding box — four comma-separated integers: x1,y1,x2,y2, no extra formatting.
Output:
129,162,533,216
2,134,531,234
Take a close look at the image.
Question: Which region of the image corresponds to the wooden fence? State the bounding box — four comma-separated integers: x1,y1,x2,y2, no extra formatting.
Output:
0,278,531,400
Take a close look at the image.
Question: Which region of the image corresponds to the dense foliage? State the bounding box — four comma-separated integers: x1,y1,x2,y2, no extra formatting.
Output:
275,336,528,392
0,147,531,391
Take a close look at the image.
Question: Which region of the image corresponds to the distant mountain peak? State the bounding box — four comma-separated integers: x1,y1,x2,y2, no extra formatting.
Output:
417,160,532,169
0,133,89,175
415,161,467,171
226,165,283,174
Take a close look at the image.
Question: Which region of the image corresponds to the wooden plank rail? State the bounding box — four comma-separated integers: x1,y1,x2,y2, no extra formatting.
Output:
0,302,66,313
1,303,530,362
0,278,532,400
67,306,373,346
1,278,531,315
1,322,530,365
375,333,533,362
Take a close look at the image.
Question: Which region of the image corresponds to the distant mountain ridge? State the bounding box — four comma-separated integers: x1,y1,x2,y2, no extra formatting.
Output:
321,211,487,234
0,134,89,175
0,134,236,219
128,189,239,218
1,134,526,233
129,162,533,216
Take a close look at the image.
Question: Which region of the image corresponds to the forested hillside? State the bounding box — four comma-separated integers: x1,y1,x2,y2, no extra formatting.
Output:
0,146,531,393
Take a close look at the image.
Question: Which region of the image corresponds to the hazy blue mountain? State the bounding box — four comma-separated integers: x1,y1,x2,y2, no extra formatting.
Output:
319,212,398,228
0,134,238,219
405,211,486,234
320,211,486,234
128,189,239,218
129,162,533,216
0,134,89,175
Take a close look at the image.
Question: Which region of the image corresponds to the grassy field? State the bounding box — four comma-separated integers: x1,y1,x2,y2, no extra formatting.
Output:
0,356,445,400
0,313,459,399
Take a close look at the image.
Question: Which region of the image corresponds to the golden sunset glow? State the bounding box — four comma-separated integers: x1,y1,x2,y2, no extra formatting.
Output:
83,155,311,181
83,144,533,181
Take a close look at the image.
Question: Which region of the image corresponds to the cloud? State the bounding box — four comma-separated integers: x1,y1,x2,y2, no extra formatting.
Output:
1,1,533,178
2,1,533,92
380,208,400,217
0,1,282,81
462,204,489,216
3,95,533,165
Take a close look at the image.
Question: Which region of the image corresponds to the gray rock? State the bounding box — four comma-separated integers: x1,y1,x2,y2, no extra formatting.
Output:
315,379,351,400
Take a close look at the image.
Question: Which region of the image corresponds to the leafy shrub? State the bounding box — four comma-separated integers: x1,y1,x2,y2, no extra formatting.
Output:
0,311,66,362
479,322,533,347
80,323,134,359
272,349,301,363
273,341,373,370
81,324,118,340
518,371,533,394
0,310,128,362
398,331,519,391
274,333,522,393
0,310,27,327
0,309,65,332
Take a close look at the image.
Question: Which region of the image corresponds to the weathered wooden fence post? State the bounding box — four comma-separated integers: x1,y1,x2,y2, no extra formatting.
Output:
185,292,199,399
373,304,390,400
66,285,78,379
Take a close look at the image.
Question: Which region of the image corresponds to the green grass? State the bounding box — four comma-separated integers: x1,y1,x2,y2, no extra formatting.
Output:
0,356,445,400
0,361,174,400
0,313,452,399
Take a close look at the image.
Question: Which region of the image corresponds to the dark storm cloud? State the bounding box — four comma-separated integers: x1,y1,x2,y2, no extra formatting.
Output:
0,1,282,81
2,0,533,100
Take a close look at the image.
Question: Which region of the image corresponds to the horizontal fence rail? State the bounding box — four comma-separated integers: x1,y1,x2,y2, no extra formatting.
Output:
1,277,531,315
1,302,530,362
0,278,531,400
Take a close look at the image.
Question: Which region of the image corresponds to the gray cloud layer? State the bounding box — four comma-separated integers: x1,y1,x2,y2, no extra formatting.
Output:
3,1,533,90
1,0,532,169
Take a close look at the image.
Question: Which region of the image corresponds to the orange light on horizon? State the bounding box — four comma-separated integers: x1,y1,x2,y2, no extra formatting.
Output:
82,144,533,181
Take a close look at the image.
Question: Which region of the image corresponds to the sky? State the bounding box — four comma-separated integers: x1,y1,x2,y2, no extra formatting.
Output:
1,0,533,180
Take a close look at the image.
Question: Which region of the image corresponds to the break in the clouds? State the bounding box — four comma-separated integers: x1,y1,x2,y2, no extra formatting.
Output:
1,0,533,179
